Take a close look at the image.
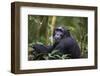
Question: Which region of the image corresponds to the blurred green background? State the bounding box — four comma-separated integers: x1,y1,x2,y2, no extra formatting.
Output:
28,15,88,60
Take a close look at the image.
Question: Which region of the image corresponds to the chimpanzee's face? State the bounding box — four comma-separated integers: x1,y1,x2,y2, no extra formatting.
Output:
53,28,64,43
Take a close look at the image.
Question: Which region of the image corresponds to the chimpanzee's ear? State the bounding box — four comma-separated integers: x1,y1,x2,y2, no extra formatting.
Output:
64,29,71,37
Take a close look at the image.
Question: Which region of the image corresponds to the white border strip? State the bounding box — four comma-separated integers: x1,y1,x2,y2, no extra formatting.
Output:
20,7,95,70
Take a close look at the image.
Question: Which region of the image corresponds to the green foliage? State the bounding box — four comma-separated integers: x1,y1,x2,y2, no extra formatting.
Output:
28,15,88,60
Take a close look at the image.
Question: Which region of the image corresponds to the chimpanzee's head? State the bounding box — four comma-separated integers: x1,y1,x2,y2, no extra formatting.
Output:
53,26,70,43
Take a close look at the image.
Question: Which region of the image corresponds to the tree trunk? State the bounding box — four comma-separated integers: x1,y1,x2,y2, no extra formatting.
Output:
50,16,56,43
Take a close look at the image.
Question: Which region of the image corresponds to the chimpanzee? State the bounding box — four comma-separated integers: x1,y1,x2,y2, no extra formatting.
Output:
32,26,81,58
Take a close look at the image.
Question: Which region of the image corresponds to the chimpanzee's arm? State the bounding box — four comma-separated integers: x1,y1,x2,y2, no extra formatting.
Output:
32,44,49,53
32,44,56,53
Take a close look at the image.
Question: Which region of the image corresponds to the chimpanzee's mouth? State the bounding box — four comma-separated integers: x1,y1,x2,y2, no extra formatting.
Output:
54,38,61,43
